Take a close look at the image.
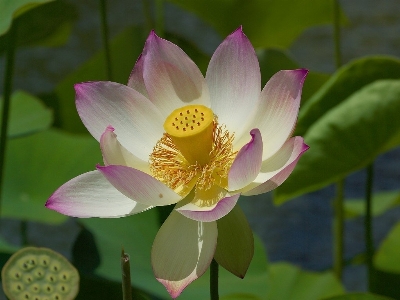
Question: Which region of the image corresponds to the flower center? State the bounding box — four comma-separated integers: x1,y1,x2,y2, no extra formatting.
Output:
149,105,237,196
163,105,214,165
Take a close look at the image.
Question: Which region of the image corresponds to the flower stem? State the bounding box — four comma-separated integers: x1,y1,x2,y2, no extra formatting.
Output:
332,0,344,281
99,0,113,81
333,179,344,279
142,0,154,34
365,163,374,291
155,0,165,37
121,248,133,300
333,0,342,69
210,259,219,300
0,20,18,217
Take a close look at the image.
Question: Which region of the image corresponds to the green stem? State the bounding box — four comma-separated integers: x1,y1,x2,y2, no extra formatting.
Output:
99,0,113,81
121,248,133,300
155,0,164,37
210,259,219,300
333,0,342,69
365,164,374,291
142,0,154,34
332,0,344,281
333,179,344,279
0,20,18,217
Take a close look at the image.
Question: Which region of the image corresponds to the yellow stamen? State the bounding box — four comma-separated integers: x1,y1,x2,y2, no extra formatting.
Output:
150,110,237,198
163,105,214,165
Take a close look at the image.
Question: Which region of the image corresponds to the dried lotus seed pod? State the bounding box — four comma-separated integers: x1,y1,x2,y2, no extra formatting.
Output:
2,247,79,300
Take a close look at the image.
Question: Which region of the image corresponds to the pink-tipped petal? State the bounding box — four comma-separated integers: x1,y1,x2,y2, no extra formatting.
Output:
242,136,309,196
100,126,149,173
45,170,151,217
228,129,263,191
75,81,164,161
214,205,254,278
177,193,240,222
206,27,261,138
152,211,217,298
236,69,308,158
127,54,149,98
142,31,210,118
97,165,181,206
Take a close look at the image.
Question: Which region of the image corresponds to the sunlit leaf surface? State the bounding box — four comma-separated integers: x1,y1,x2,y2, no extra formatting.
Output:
296,56,400,136
374,222,400,274
275,80,400,203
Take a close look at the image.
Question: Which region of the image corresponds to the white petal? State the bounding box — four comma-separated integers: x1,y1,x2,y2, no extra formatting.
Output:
45,170,151,217
75,81,164,161
241,136,309,195
235,69,308,158
100,125,150,173
228,129,263,191
97,165,181,206
206,27,261,138
152,211,217,298
142,31,210,118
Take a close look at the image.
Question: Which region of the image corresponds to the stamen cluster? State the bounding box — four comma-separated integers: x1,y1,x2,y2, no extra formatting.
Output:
149,119,237,196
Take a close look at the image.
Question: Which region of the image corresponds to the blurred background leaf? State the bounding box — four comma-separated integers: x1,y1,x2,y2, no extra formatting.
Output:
0,0,77,52
0,0,53,36
265,262,344,300
0,90,53,137
322,293,395,300
344,191,400,219
167,0,346,48
2,129,101,223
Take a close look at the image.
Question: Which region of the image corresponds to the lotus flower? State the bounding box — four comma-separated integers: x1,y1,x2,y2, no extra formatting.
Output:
46,27,309,298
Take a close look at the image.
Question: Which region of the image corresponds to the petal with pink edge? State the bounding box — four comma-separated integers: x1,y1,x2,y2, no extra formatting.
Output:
206,27,261,139
45,170,151,218
142,31,210,118
235,69,308,159
242,137,309,195
152,211,217,298
97,165,181,206
100,125,149,173
214,205,254,278
177,193,240,222
127,54,149,98
228,129,263,191
75,81,164,161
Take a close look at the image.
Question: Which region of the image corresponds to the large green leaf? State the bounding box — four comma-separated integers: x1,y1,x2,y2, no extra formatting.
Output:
344,191,400,219
2,129,102,223
78,211,166,297
0,0,53,36
265,263,344,300
374,222,400,274
0,90,53,138
167,0,346,48
0,1,77,52
82,211,269,300
296,56,400,136
275,80,400,204
322,293,394,300
258,48,330,103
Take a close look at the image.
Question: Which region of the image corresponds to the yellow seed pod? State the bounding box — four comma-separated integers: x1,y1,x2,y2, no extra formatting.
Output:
2,247,79,300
